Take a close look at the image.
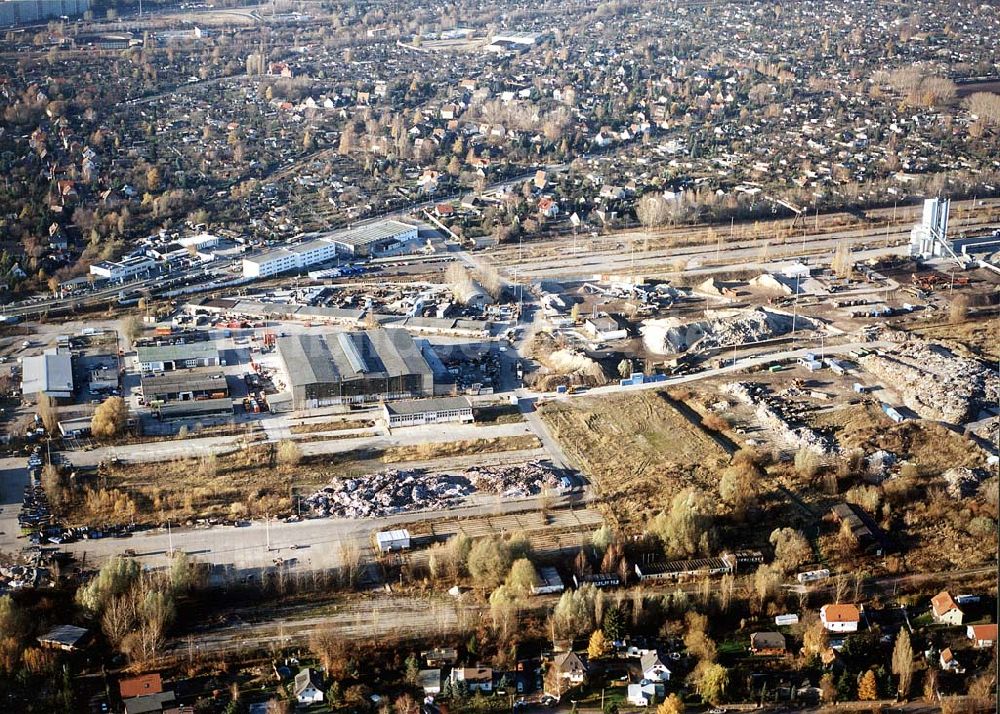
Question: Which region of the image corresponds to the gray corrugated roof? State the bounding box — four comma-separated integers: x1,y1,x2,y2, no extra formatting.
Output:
328,219,416,248
384,396,471,416
22,352,73,394
137,341,218,364
277,329,431,388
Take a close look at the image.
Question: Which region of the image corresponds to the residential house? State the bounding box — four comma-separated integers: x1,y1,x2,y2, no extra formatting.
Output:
820,604,860,633
639,651,672,682
120,674,163,700
422,647,458,667
294,668,325,704
750,632,787,656
627,681,665,707
551,652,587,685
538,196,559,218
452,666,493,693
967,624,997,649
939,648,964,673
418,669,442,696
931,591,964,626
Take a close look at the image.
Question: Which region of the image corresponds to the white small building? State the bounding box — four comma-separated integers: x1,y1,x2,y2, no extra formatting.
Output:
627,682,664,707
383,396,474,428
584,315,627,341
294,668,325,704
375,529,411,553
639,651,672,682
89,255,156,281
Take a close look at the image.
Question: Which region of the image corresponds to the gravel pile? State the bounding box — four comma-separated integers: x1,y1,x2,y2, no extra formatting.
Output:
864,450,897,483
860,342,999,423
643,307,815,354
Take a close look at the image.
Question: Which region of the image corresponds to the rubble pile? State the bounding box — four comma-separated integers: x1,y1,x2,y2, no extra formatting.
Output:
864,450,897,483
0,563,41,591
464,461,563,498
643,307,815,354
304,470,474,518
725,382,831,454
859,342,1000,423
942,467,986,499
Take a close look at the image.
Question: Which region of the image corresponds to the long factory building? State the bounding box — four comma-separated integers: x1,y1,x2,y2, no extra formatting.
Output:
276,328,435,409
242,220,418,279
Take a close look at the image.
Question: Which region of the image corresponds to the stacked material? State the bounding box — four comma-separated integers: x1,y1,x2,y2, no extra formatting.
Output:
859,342,999,423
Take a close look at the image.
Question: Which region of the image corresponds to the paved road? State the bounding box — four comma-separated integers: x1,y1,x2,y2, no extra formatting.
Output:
53,489,591,574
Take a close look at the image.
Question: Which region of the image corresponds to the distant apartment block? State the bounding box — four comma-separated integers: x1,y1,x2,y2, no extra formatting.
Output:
89,256,156,282
242,220,418,278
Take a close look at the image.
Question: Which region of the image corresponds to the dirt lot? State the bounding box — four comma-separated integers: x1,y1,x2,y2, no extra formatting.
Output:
539,389,729,526
289,419,374,434
58,435,542,526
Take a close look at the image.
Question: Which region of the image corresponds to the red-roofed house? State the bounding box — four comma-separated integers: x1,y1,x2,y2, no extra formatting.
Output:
820,604,860,633
967,624,997,649
931,591,964,626
538,197,559,218
120,673,163,699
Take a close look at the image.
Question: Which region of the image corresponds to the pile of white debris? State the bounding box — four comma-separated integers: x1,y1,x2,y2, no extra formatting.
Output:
642,307,815,354
859,341,999,423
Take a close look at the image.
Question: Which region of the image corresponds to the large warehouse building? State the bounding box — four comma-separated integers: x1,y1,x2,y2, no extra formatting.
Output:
21,351,74,402
276,328,434,409
242,220,418,278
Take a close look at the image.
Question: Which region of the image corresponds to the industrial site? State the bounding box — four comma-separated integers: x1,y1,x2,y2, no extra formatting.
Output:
0,0,997,712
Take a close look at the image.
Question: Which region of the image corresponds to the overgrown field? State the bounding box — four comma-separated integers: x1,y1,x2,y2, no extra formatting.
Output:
57,435,542,526
808,404,996,572
539,389,729,526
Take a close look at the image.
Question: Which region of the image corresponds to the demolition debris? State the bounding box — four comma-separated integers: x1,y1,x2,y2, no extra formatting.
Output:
303,461,566,518
859,341,1000,423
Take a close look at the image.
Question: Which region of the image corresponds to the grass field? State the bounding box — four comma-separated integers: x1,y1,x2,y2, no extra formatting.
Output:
539,389,729,526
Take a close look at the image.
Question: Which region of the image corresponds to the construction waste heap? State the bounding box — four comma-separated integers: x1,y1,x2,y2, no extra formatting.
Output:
859,341,1000,423
303,461,565,518
642,307,815,354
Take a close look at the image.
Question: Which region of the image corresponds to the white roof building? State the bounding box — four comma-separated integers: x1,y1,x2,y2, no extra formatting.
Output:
22,351,74,401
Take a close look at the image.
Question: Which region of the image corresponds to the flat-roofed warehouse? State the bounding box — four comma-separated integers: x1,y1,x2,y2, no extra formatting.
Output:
22,351,74,402
277,328,434,409
328,220,417,257
140,368,230,403
136,342,219,372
